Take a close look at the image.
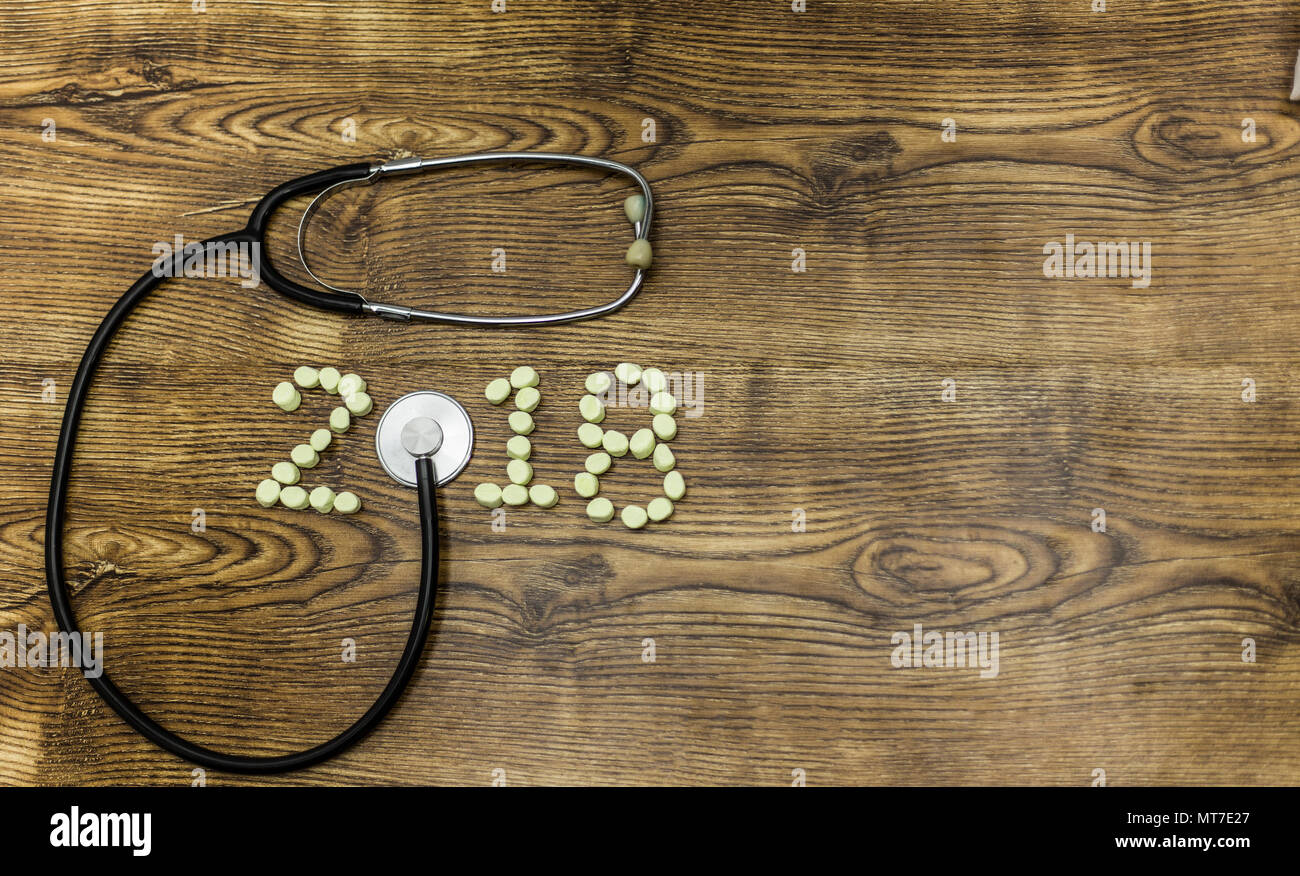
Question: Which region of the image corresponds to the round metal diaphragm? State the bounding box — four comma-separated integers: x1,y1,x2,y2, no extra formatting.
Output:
401,416,444,458
375,391,474,487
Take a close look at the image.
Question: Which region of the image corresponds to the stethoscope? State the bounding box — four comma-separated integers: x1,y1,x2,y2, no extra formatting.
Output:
44,152,653,773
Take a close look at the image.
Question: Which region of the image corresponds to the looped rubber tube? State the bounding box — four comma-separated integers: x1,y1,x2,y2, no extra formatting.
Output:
243,161,372,315
44,243,440,773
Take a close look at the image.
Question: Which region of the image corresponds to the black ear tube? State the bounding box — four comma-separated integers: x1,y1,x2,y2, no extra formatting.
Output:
244,162,373,315
44,230,441,773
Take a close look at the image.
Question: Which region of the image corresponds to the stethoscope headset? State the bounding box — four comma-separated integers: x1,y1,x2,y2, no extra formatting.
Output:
44,153,654,773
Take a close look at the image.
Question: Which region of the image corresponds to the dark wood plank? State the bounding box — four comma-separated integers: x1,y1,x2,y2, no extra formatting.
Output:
1,0,1298,785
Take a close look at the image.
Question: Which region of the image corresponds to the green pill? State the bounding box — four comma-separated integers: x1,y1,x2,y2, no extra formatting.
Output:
510,366,539,389
345,391,373,416
621,504,648,529
507,435,531,460
529,484,559,508
652,413,677,441
664,471,685,501
629,428,655,459
272,381,301,412
330,406,351,433
291,443,319,469
279,485,309,510
310,428,332,452
507,459,533,486
272,461,300,485
586,497,615,523
255,478,281,508
508,410,534,435
647,497,674,522
474,483,503,509
338,373,367,398
294,366,320,389
615,362,642,385
585,371,612,395
485,378,511,405
653,443,675,473
515,385,540,413
641,368,667,393
319,367,341,394
502,483,529,506
649,392,676,416
309,486,335,513
334,491,361,514
585,451,612,475
579,394,605,424
602,429,629,457
574,472,599,498
577,422,604,449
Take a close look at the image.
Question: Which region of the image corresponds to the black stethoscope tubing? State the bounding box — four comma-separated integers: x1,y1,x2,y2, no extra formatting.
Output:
45,155,650,773
45,162,431,772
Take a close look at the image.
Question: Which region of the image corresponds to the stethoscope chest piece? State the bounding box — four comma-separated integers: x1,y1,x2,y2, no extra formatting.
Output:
375,390,474,487
46,152,654,773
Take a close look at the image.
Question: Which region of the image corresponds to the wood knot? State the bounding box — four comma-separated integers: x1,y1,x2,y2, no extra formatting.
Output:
810,131,902,199
140,60,175,89
1135,107,1300,173
852,524,1055,609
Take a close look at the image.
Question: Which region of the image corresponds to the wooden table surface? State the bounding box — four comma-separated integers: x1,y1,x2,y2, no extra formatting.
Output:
3,0,1300,786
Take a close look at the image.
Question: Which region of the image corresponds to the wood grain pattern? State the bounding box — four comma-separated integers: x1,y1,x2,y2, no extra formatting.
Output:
2,0,1300,785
